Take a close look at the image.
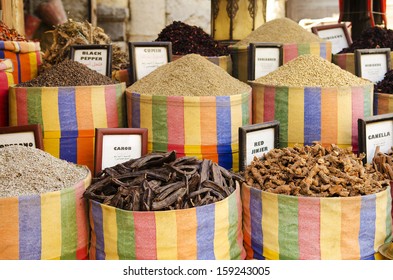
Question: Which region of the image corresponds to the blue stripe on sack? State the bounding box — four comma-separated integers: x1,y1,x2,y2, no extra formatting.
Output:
91,201,105,260
304,87,321,145
359,194,376,260
250,187,263,260
132,92,140,128
216,96,232,169
320,42,326,58
59,137,77,164
58,87,78,137
18,195,41,260
196,203,216,259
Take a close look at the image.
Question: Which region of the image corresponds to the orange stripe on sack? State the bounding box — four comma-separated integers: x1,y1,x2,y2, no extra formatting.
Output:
0,197,19,259
321,88,338,146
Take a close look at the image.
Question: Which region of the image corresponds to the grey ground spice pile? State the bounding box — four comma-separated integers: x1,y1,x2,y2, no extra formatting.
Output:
127,54,251,96
254,54,372,87
233,17,324,47
0,146,89,198
16,59,115,87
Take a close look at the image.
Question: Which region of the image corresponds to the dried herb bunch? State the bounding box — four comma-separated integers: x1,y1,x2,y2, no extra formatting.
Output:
84,151,243,211
244,143,389,197
155,21,229,56
41,19,128,72
0,20,28,41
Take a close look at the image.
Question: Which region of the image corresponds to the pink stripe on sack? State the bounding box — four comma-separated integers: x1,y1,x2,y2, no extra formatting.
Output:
133,212,157,259
167,96,185,157
104,85,119,128
298,197,321,259
263,86,276,121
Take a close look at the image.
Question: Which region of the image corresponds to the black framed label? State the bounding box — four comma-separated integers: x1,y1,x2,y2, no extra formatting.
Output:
70,44,112,77
355,48,391,83
311,23,352,54
248,43,283,80
358,113,393,163
128,42,172,83
238,120,280,171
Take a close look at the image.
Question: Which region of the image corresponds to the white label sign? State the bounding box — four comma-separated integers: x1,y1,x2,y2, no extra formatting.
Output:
365,120,393,163
0,132,36,148
73,49,108,76
245,127,275,166
134,47,168,80
254,47,280,79
101,134,142,170
317,27,349,54
360,53,388,83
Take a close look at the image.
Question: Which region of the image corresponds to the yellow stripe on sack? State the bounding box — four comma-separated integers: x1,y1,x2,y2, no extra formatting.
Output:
337,87,352,146
43,138,60,159
320,199,341,259
91,86,108,128
214,199,230,259
41,191,61,260
231,95,242,172
102,205,118,259
184,96,201,156
288,87,304,145
155,211,178,259
309,42,320,57
140,95,153,151
374,191,388,252
28,51,38,79
262,192,279,260
42,87,61,139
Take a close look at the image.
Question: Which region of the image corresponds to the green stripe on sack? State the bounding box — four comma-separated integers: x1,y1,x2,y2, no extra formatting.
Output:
363,85,372,117
275,87,288,147
278,195,299,260
227,191,241,259
60,188,77,260
116,84,126,127
27,87,43,125
298,43,310,56
152,95,168,152
241,93,250,125
116,208,136,259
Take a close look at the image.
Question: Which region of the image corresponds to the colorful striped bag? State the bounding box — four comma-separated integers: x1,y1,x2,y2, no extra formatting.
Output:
0,58,14,126
0,169,91,260
333,52,393,75
250,83,374,152
241,183,393,260
374,92,393,115
229,42,332,82
8,83,127,173
126,91,252,172
88,186,245,260
0,40,42,83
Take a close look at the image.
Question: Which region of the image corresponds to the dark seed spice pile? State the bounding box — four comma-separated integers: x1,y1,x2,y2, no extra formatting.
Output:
17,59,115,87
84,151,243,211
155,21,229,56
375,69,393,93
339,26,393,53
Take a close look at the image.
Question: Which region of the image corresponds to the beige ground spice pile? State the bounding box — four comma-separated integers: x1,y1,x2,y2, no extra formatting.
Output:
127,54,251,96
254,54,372,87
0,146,89,198
233,17,324,47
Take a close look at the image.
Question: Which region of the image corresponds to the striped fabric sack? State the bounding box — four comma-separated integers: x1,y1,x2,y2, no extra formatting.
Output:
374,92,393,115
126,91,252,172
241,183,393,260
0,170,91,260
8,83,126,172
250,83,374,152
229,42,332,82
0,58,14,126
88,187,245,260
332,52,393,75
0,40,42,84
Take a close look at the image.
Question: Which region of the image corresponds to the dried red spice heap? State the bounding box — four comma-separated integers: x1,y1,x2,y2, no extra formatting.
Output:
0,20,28,41
375,69,393,93
155,21,229,56
339,26,393,53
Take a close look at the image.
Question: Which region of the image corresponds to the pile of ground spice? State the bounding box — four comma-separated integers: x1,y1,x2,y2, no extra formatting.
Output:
155,21,229,56
254,54,372,87
127,54,251,96
233,17,324,47
16,59,115,87
0,146,89,198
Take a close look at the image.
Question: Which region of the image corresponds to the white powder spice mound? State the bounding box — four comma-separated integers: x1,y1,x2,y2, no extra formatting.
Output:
0,146,89,198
